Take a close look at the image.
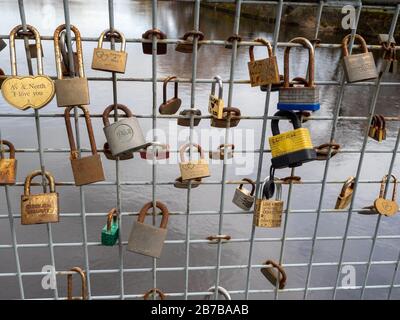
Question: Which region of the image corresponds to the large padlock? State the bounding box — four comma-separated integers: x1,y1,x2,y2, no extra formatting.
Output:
175,30,204,53
0,140,17,185
92,29,127,73
269,110,316,169
67,267,87,300
208,76,224,119
101,208,119,246
342,34,378,83
127,201,169,258
210,107,241,128
102,104,149,156
159,76,181,115
177,109,202,127
247,38,280,87
21,170,59,225
374,174,398,217
54,24,90,107
335,176,355,210
261,260,287,289
65,105,105,186
142,28,167,55
140,142,170,160
179,143,210,181
209,144,234,160
1,25,55,110
277,37,319,111
232,178,256,211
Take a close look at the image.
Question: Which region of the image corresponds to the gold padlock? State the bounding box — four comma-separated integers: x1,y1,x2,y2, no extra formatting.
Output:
21,170,59,225
0,140,17,185
67,267,87,300
179,143,210,181
335,176,355,210
374,175,398,217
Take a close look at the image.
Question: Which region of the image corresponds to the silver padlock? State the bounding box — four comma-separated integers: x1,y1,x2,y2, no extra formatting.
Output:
103,104,150,156
127,201,169,259
232,178,256,211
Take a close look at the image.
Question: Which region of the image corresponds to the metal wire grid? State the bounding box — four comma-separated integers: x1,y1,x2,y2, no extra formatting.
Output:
0,0,399,300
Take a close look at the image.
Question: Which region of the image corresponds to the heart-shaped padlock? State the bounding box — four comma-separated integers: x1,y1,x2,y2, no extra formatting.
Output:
373,174,398,216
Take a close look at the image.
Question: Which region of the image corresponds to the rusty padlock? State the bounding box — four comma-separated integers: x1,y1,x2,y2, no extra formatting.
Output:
209,144,234,160
159,76,181,115
103,142,133,161
142,28,167,55
225,34,241,49
177,108,202,127
67,267,87,300
0,140,17,185
174,176,202,189
261,260,287,289
179,143,210,181
140,142,170,160
210,107,241,128
175,30,204,53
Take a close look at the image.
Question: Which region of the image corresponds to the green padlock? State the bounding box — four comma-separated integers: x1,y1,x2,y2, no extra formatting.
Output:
101,208,119,246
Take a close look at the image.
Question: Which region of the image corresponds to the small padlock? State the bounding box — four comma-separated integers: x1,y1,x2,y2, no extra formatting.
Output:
374,175,398,217
204,286,231,300
210,107,241,128
159,76,181,115
314,142,341,161
177,108,202,127
369,114,386,142
1,25,55,110
102,104,149,156
342,34,378,83
67,267,87,300
260,260,287,289
269,110,316,169
0,38,7,51
101,208,119,246
208,76,224,119
21,170,59,225
92,29,127,73
232,178,256,211
28,43,43,58
277,37,320,111
140,142,170,160
175,30,204,53
335,176,355,210
54,24,90,107
0,140,17,185
380,40,398,74
143,288,166,300
209,144,234,160
127,201,169,258
103,142,133,161
179,143,210,181
65,105,105,186
225,34,241,50
174,176,202,189
247,38,280,87
142,29,167,55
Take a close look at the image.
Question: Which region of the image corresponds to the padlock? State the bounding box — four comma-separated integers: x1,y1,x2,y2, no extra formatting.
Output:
232,178,256,211
225,34,241,49
28,43,43,58
314,142,341,161
127,201,169,258
209,144,234,160
174,176,202,189
247,38,280,87
342,34,378,83
0,140,17,185
277,37,320,111
0,38,6,51
101,208,119,246
0,68,7,88
142,28,167,55
269,110,316,169
103,142,133,161
335,176,355,210
54,24,90,107
58,30,79,77
369,114,386,142
208,76,224,119
204,286,231,300
179,143,210,181
380,41,398,74
261,260,287,289
159,76,181,115
65,105,105,186
140,142,170,160
210,107,241,128
102,104,149,156
177,108,202,127
67,267,87,300
1,25,55,110
175,30,204,53
92,29,127,73
143,288,166,300
374,175,398,217
21,170,59,225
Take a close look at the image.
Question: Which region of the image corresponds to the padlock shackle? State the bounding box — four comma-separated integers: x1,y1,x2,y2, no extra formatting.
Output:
64,106,98,159
342,33,369,57
205,286,231,300
226,34,242,44
211,75,223,99
0,140,15,159
54,24,84,80
9,25,43,76
142,28,167,40
339,176,355,198
239,178,256,196
271,110,301,136
163,76,178,104
143,288,166,300
283,37,315,88
106,208,119,232
179,143,205,162
67,267,87,300
137,201,169,229
24,170,56,196
181,30,204,41
379,174,398,201
258,175,282,200
97,29,126,51
218,144,235,151
102,104,133,126
264,260,287,289
248,38,273,62
222,107,241,118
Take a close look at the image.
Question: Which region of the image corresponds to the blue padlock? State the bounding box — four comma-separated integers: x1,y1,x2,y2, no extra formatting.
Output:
101,208,119,246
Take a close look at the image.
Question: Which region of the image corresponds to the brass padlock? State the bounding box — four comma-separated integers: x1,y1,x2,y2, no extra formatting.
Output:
232,178,256,211
0,140,17,185
209,144,234,160
1,25,55,110
54,24,90,107
127,201,169,258
67,267,87,300
177,108,202,127
342,34,378,83
210,107,241,128
174,176,202,189
369,114,386,142
374,175,398,217
175,30,204,53
65,105,105,186
140,142,170,160
335,176,355,209
103,142,133,161
247,38,280,87
142,29,167,55
159,76,181,115
179,143,210,181
92,29,127,73
261,260,287,289
208,76,224,119
21,170,59,225
143,288,166,300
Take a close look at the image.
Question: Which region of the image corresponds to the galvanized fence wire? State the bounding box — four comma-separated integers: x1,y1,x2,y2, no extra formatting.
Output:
0,0,400,300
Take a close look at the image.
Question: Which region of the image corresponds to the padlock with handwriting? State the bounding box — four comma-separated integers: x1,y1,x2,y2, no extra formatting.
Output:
0,140,17,185
179,143,210,181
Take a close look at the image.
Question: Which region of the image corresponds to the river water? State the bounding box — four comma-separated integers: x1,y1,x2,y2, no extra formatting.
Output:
0,0,399,300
